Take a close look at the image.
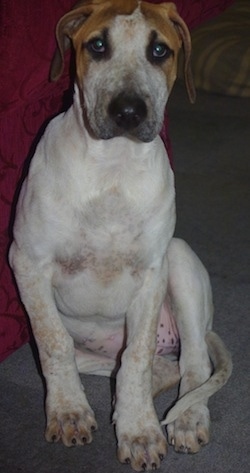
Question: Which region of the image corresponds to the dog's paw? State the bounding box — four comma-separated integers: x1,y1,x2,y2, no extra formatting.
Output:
167,404,210,454
45,407,97,447
117,429,167,471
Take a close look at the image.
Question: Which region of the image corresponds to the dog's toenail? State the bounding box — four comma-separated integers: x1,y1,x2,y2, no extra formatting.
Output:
159,453,164,461
72,437,77,445
142,463,147,471
91,425,96,431
51,435,57,442
125,458,131,464
152,462,157,469
82,436,87,444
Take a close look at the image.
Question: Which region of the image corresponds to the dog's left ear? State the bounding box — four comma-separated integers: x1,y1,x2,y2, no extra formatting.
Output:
167,4,196,103
50,2,94,82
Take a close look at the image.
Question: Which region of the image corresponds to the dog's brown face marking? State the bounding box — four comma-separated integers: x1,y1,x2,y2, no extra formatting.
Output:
77,6,178,141
71,2,181,81
52,1,194,142
70,0,140,79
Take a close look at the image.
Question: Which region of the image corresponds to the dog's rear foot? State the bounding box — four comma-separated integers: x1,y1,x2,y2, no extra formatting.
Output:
167,404,210,454
45,407,97,447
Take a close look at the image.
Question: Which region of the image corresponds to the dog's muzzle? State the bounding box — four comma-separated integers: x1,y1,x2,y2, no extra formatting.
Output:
108,93,147,132
85,88,164,142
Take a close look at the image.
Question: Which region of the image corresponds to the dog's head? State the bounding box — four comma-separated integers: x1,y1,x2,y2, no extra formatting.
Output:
51,0,195,142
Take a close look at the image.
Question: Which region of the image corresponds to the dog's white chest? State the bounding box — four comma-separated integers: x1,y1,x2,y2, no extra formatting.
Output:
57,195,146,281
53,188,162,318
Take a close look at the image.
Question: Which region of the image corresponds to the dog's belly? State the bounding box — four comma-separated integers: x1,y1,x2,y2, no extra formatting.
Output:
55,272,179,360
62,312,179,360
52,238,179,359
60,313,127,359
54,264,143,359
54,265,141,319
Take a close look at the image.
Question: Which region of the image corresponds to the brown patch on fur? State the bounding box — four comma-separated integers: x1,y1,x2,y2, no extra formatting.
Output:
52,0,194,100
140,3,181,94
57,250,144,285
141,2,195,101
59,0,140,83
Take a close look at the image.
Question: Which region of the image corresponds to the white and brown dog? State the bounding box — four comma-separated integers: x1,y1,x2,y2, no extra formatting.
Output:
9,1,232,471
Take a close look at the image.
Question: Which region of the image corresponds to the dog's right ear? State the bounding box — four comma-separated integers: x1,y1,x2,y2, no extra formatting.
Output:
50,3,94,82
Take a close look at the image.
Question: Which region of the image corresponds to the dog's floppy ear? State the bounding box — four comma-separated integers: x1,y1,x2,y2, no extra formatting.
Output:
167,4,196,103
50,2,95,82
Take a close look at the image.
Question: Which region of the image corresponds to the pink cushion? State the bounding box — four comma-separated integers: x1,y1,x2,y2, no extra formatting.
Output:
0,0,234,362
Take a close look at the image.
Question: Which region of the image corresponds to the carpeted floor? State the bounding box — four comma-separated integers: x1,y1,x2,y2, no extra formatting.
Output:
1,82,249,473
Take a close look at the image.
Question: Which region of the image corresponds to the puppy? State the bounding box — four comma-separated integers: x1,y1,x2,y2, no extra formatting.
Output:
9,1,232,471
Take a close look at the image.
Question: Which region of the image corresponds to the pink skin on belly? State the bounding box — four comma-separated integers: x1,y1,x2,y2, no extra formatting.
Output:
156,300,179,355
79,300,179,359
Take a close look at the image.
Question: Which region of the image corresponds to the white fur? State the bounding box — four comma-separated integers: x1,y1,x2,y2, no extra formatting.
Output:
9,3,231,471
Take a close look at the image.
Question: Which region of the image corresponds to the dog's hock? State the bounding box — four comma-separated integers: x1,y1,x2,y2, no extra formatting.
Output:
108,93,147,131
161,331,232,426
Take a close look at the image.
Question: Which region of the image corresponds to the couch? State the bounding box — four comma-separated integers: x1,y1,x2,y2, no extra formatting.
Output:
0,0,234,362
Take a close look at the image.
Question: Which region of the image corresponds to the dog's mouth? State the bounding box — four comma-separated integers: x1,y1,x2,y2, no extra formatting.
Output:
85,92,163,143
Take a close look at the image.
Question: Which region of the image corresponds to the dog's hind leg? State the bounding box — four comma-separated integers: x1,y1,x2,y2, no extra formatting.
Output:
161,331,232,425
152,355,180,397
165,237,213,453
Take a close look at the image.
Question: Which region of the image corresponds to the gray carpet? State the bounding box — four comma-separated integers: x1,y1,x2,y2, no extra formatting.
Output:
1,83,250,473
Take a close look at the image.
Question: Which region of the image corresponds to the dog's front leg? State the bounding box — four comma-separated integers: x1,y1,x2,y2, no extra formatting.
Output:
113,260,168,471
10,245,97,446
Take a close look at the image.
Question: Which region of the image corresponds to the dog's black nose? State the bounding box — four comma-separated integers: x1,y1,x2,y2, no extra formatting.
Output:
108,93,147,131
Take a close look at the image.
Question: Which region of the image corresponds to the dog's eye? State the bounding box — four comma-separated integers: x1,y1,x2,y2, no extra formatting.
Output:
85,32,110,60
89,38,106,54
152,43,171,59
146,32,174,65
